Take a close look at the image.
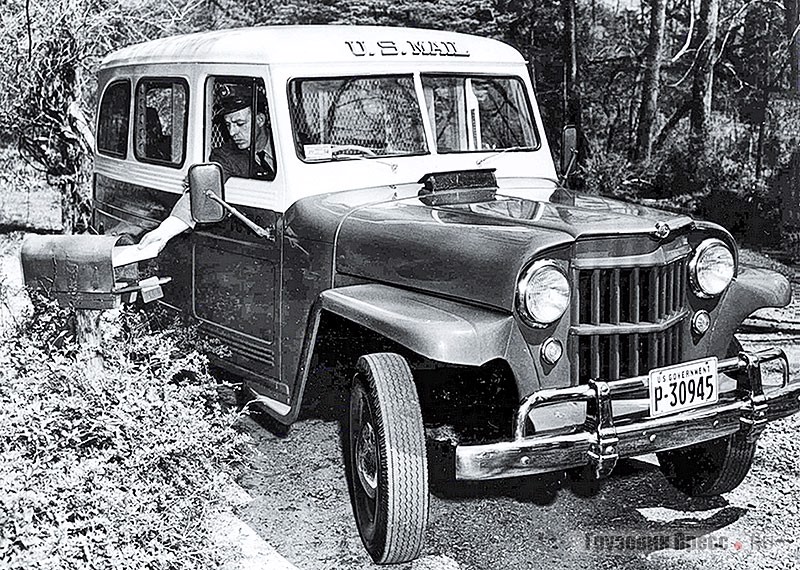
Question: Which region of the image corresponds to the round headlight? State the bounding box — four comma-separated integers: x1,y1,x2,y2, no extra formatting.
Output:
517,261,570,326
689,238,735,298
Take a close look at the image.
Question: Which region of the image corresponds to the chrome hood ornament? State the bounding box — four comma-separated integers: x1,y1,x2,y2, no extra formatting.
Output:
653,221,671,240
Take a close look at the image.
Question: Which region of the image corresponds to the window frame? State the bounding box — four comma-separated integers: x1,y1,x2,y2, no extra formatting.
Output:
97,79,132,159
286,73,431,164
133,76,190,168
420,73,542,155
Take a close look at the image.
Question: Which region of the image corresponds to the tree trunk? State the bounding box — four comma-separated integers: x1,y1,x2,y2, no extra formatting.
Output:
786,0,800,94
562,0,584,161
60,180,76,235
55,41,92,235
688,0,720,160
755,55,771,180
633,0,667,162
655,98,693,149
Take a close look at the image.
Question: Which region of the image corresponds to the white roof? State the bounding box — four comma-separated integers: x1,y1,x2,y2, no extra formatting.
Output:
101,25,525,68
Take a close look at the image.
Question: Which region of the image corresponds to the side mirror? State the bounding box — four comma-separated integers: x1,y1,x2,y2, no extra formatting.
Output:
560,125,578,179
189,163,225,223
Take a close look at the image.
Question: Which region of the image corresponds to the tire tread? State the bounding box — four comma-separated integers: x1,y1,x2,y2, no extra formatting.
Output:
357,353,428,563
658,432,756,496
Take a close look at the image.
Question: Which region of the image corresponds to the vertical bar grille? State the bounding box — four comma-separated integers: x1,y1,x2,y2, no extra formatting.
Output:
573,256,688,384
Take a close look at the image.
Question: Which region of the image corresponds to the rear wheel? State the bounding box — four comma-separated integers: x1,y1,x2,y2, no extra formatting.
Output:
347,353,429,564
657,432,756,496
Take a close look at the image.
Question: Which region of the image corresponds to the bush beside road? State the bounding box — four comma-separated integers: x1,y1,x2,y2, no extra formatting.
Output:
0,245,252,569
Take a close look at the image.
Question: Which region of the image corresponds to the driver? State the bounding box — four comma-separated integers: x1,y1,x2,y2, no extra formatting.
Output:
210,85,275,180
138,85,274,253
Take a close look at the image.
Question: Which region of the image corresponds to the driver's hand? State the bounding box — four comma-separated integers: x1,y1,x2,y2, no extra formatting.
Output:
138,216,191,254
137,227,170,254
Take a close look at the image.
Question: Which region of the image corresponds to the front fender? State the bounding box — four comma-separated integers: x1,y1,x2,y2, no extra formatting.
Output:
283,284,539,424
322,284,535,365
732,266,792,309
704,266,791,354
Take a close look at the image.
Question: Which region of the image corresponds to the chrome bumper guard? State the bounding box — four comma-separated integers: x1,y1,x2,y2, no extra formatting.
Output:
455,348,799,481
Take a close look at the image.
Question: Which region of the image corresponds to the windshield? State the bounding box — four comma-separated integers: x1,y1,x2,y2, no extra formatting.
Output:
288,74,539,162
421,75,538,153
289,75,428,162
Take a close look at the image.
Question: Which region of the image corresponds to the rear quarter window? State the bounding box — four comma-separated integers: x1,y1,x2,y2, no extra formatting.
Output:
97,80,131,158
134,78,188,167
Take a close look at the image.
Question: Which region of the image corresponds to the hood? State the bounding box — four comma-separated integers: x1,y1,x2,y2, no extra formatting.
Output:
328,183,694,312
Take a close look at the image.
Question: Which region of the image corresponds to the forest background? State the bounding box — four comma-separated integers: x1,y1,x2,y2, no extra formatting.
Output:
0,0,799,244
1,0,799,244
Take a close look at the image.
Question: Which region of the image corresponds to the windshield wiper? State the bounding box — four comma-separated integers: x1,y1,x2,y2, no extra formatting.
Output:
475,146,536,166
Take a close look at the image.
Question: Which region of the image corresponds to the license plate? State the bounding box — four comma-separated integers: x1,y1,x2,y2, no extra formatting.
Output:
649,357,718,417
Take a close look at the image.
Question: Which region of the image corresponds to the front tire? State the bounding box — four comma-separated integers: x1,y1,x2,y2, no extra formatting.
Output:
658,337,757,497
347,353,429,564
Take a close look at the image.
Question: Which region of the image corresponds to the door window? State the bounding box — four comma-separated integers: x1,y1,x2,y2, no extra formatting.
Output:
205,76,276,181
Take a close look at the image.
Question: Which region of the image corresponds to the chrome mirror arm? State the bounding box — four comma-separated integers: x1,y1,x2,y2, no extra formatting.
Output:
204,190,275,241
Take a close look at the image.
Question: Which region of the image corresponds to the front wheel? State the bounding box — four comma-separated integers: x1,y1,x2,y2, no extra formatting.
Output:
347,353,429,564
657,432,756,496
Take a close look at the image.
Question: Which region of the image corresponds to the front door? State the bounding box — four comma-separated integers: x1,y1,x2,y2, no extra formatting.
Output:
191,74,287,404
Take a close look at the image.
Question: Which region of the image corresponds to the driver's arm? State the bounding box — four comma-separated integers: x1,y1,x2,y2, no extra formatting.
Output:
138,193,193,253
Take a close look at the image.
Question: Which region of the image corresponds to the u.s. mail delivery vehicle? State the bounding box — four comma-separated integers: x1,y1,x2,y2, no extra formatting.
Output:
92,26,800,564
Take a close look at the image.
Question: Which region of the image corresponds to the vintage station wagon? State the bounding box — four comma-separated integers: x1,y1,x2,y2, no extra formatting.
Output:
91,26,800,564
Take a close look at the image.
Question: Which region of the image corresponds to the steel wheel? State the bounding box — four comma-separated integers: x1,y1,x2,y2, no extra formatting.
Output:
347,353,428,564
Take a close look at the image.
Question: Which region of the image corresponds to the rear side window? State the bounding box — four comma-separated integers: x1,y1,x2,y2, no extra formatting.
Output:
97,80,130,158
134,78,188,167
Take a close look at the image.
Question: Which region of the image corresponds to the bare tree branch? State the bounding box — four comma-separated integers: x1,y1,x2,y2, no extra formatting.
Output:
25,0,32,60
670,0,696,63
715,0,786,65
654,98,692,149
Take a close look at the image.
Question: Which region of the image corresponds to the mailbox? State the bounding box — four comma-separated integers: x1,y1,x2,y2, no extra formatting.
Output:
20,234,171,310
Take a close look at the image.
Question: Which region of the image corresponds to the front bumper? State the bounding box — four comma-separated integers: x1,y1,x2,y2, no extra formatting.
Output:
455,348,799,481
